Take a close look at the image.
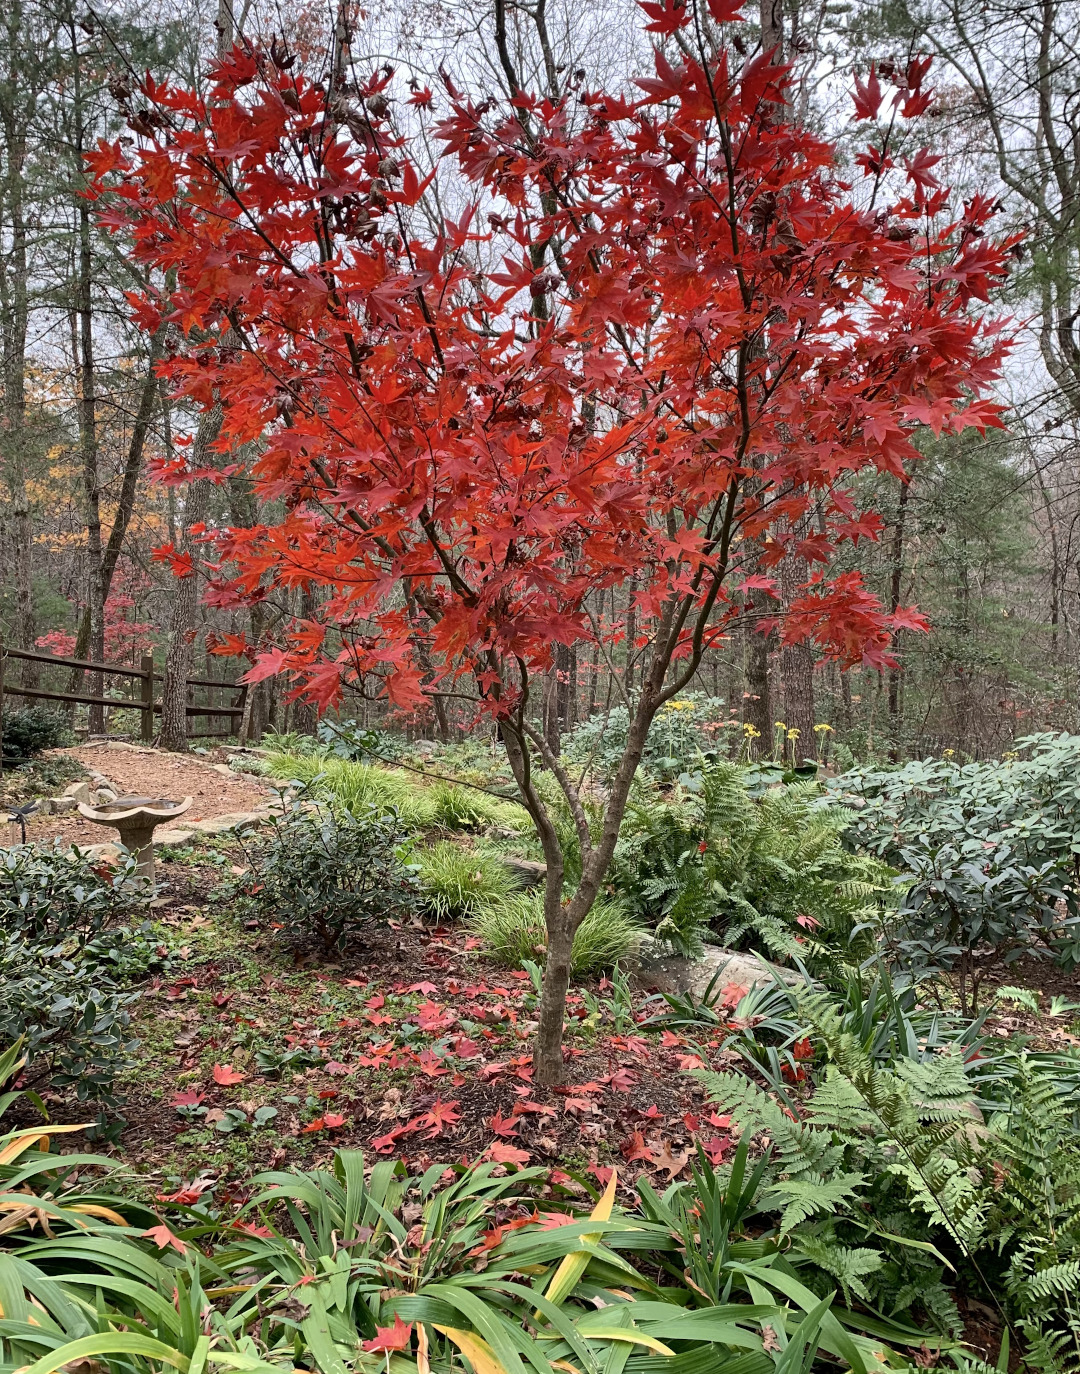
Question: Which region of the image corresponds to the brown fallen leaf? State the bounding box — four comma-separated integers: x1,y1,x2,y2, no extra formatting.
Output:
651,1140,690,1180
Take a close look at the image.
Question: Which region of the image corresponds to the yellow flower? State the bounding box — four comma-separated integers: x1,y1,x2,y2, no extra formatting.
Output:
786,728,800,739
743,723,760,738
943,748,955,758
814,723,834,734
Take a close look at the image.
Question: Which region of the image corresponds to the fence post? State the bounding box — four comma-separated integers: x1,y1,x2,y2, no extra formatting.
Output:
141,654,155,744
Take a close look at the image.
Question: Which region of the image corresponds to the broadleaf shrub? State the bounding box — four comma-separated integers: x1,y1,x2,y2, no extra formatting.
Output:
233,797,423,951
0,705,71,760
0,845,151,1105
832,734,1080,995
0,843,142,944
561,691,728,781
0,933,140,1103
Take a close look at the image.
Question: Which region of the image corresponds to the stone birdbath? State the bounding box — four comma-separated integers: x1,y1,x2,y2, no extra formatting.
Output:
77,795,193,882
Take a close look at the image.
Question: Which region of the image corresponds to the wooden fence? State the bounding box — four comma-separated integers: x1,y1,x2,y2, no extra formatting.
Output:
0,643,247,745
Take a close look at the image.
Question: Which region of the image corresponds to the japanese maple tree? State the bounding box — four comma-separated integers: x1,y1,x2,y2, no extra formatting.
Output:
91,0,1015,1081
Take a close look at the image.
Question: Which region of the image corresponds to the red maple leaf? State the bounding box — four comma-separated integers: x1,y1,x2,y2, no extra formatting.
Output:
142,1223,187,1255
489,1109,520,1138
620,1131,654,1162
485,1141,531,1166
362,1316,413,1355
212,1064,246,1086
417,1097,461,1138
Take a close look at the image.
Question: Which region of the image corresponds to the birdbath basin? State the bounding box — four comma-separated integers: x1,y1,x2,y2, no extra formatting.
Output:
77,795,193,882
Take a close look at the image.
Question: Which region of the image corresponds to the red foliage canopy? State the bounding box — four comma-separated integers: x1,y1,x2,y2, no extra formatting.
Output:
90,12,1016,720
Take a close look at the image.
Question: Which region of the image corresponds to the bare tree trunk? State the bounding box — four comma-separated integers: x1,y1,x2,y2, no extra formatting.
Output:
744,588,772,752
290,585,319,737
71,29,105,732
0,0,38,686
159,407,218,751
160,0,235,752
68,330,163,668
887,469,912,744
779,552,816,763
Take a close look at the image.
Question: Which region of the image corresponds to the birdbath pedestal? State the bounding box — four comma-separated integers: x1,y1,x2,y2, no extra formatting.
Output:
77,795,193,882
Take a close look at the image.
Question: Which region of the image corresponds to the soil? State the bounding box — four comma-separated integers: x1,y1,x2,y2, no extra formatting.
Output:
22,850,738,1206
16,744,274,849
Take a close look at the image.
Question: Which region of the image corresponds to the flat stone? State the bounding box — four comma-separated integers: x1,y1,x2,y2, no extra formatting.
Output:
187,810,269,837
156,829,195,846
211,764,234,776
629,939,804,999
500,856,547,889
45,796,77,814
69,841,123,864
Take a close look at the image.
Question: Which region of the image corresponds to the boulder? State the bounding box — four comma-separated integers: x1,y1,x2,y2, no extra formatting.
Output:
500,856,547,889
187,810,269,837
629,938,804,999
156,829,195,847
63,780,93,804
71,841,122,865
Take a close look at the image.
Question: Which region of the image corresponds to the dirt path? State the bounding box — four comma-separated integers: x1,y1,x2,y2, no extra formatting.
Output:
19,743,274,849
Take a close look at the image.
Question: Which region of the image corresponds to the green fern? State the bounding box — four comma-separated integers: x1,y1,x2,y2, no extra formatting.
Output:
763,1171,868,1233
612,761,894,962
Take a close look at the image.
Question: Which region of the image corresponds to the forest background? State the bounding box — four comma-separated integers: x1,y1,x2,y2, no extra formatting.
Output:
1,0,1074,763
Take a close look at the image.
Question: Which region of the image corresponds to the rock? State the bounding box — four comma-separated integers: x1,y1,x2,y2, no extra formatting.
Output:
500,856,547,889
156,829,195,847
71,841,122,865
412,739,438,757
187,810,269,837
93,788,118,805
629,938,804,999
45,796,77,814
211,764,234,776
64,780,93,804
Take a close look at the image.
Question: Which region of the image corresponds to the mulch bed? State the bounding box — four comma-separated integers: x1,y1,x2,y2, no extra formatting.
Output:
44,854,741,1203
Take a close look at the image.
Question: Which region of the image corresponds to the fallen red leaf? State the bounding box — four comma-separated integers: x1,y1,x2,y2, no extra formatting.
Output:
620,1131,654,1162
142,1223,187,1255
486,1141,531,1165
362,1315,412,1355
212,1064,246,1086
489,1109,520,1138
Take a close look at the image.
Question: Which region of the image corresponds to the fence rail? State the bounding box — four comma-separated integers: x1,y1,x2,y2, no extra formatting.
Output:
0,642,247,745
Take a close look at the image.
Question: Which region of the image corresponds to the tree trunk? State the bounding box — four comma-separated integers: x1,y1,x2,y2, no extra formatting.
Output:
778,552,816,763
159,406,219,752
68,330,163,679
886,469,912,744
0,0,37,685
744,587,772,753
290,585,319,737
71,31,105,732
